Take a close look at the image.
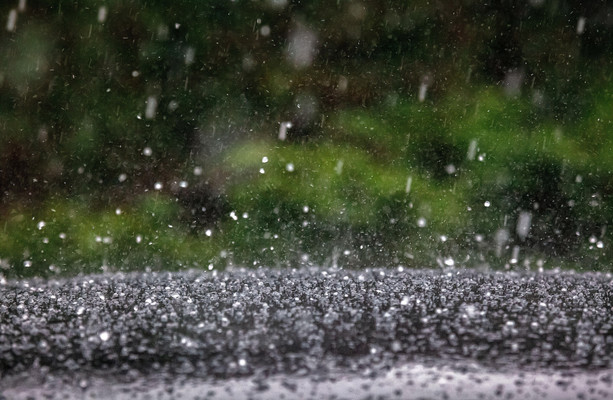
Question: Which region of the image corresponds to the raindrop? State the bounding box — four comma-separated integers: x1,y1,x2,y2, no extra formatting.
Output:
97,6,107,23
184,47,195,65
503,69,524,97
495,228,510,257
405,176,412,194
286,24,318,69
6,9,17,32
467,139,478,161
145,96,158,120
278,121,292,140
510,246,520,264
334,160,343,175
577,17,586,35
516,211,532,241
418,82,428,102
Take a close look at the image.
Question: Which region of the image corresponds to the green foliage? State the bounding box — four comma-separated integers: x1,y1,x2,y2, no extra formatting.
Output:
1,0,612,278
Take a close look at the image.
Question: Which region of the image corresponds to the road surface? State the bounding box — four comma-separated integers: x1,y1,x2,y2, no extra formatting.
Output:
2,267,613,399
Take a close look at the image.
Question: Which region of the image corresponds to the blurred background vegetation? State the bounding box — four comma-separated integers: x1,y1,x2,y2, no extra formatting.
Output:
1,0,613,278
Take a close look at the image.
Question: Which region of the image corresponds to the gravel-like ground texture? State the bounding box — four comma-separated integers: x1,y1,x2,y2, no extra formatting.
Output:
2,267,613,399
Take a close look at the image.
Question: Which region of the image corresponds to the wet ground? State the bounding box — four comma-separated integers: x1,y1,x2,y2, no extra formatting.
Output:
2,267,613,399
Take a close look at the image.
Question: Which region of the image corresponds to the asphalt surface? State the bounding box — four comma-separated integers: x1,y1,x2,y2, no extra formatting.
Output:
2,267,613,399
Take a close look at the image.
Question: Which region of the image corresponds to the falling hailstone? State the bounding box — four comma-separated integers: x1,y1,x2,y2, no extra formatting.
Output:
99,331,110,341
